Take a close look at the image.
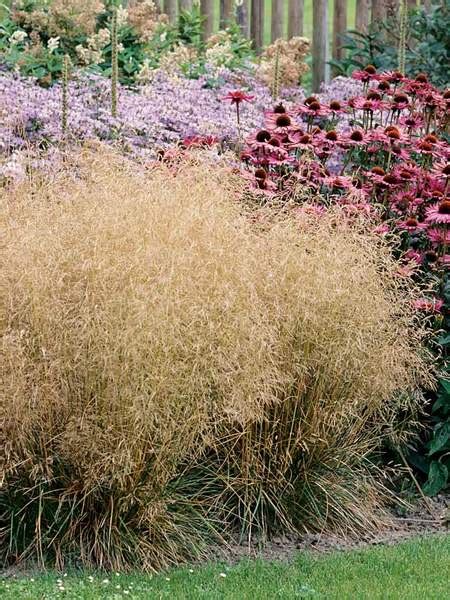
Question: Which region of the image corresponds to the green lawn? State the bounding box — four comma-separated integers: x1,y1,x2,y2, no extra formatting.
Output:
1,535,449,599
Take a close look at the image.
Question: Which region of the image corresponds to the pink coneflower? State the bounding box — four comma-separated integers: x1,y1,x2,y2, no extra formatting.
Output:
405,249,423,264
264,111,299,134
342,129,366,146
426,200,450,224
297,100,330,119
427,227,450,246
329,100,346,114
373,223,390,235
322,175,355,191
352,96,387,112
289,132,315,150
182,135,218,149
352,65,378,83
398,216,427,232
391,93,410,112
378,126,409,145
413,298,444,313
383,70,405,85
222,90,254,133
396,263,419,278
245,129,272,150
377,79,391,93
389,191,415,212
222,90,254,105
400,113,425,132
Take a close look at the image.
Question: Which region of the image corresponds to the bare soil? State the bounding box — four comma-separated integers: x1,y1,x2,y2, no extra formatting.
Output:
218,494,449,563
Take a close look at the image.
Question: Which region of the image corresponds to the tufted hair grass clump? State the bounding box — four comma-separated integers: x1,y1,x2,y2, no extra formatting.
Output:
0,148,432,571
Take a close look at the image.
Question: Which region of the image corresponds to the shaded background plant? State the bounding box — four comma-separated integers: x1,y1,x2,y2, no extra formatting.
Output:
331,3,449,88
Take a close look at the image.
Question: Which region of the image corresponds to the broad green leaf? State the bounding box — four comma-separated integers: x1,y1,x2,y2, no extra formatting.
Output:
428,422,450,455
423,461,448,496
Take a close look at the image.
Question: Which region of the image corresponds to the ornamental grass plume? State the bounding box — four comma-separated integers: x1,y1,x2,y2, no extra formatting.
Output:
1,147,432,570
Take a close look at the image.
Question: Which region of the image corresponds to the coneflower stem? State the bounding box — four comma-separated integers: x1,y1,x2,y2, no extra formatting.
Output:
236,103,241,139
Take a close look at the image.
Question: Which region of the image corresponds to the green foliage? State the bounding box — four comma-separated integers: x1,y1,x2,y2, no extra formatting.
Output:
0,3,254,86
331,4,449,87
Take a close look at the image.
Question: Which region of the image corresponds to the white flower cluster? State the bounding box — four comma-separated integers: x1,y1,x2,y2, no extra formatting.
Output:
75,28,111,66
9,30,27,45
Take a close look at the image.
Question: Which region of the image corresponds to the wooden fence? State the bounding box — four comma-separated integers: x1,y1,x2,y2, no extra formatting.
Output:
128,1,434,91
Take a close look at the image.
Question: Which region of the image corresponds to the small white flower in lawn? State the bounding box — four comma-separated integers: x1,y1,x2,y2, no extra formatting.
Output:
102,579,109,584
165,577,170,581
59,587,65,591
115,572,120,577
116,584,121,589
124,591,130,595
219,572,227,578
57,579,62,583
189,569,194,574
30,578,35,582
88,576,94,582
64,573,67,577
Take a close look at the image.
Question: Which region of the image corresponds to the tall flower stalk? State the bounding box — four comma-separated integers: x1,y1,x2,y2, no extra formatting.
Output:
61,54,70,135
398,0,408,75
111,6,119,118
271,41,281,100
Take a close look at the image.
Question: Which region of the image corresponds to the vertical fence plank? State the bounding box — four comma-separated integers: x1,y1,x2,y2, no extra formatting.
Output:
271,0,284,42
251,0,264,53
220,0,235,27
236,0,250,37
356,0,370,31
163,0,177,22
333,0,347,67
200,0,214,38
179,0,192,11
288,0,304,38
371,0,385,22
312,0,328,91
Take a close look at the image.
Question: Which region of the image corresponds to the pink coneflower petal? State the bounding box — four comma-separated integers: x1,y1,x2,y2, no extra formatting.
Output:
222,90,255,104
426,201,450,224
427,227,450,246
413,298,444,313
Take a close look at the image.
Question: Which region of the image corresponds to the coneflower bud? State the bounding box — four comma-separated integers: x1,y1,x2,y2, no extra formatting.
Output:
273,103,286,113
254,168,267,180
